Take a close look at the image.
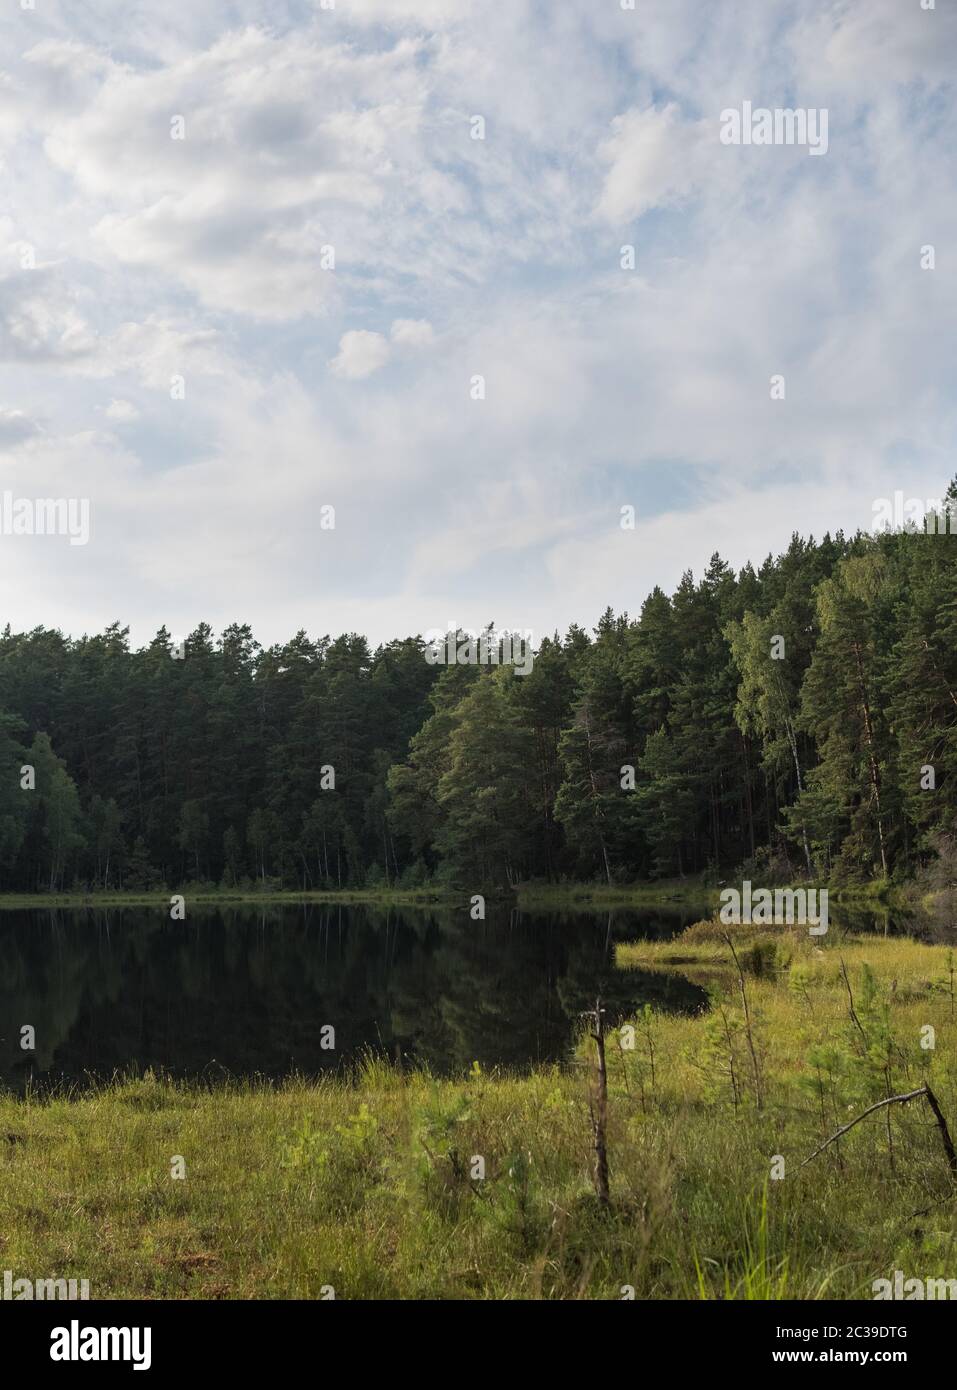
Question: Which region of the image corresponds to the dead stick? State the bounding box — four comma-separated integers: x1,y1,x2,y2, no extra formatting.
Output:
923,1085,957,1175
584,998,610,1206
723,932,763,1110
839,957,868,1053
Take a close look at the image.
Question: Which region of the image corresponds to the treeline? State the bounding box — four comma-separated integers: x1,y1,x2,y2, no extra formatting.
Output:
2,489,957,892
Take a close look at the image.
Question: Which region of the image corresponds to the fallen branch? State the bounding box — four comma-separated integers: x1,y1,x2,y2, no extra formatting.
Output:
799,1085,957,1177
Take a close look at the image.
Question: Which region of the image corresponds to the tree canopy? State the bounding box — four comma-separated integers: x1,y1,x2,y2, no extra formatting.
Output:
3,500,957,892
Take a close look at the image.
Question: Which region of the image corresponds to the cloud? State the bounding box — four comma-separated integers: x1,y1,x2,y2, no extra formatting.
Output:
104,317,227,389
0,269,97,363
31,26,466,320
104,398,140,422
596,103,712,223
346,0,470,25
0,406,41,447
792,0,957,90
329,329,392,380
391,318,434,347
9,11,611,322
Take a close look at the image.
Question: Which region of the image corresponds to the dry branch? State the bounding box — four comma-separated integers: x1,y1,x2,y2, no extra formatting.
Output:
799,1084,957,1177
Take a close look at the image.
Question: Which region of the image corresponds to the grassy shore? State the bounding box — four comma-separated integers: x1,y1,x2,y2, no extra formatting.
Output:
3,922,957,1299
515,878,719,910
0,875,916,914
0,878,718,912
0,887,459,910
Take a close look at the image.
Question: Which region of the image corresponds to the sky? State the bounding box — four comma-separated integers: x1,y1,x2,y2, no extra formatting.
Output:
0,0,954,651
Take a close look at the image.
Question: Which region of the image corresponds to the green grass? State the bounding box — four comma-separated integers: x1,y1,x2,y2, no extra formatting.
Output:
514,878,719,909
0,879,716,912
0,881,701,910
0,875,909,914
0,887,460,910
3,925,957,1299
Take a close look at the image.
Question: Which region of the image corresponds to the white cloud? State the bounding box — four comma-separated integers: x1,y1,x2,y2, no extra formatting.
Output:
0,406,40,446
0,268,97,363
792,0,957,90
329,329,392,380
346,0,469,25
104,398,140,422
30,26,470,319
104,317,227,389
391,318,434,347
596,103,712,223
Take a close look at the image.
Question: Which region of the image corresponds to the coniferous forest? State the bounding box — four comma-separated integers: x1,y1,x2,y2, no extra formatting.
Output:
5,493,957,895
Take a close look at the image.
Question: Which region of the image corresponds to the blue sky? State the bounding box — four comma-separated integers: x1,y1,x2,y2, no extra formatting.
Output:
0,0,954,648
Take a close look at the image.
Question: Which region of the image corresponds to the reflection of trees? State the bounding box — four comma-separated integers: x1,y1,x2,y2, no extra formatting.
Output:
0,905,707,1090
413,909,707,1073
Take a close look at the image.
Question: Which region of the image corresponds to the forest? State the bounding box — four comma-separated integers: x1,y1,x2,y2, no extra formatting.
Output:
2,489,957,894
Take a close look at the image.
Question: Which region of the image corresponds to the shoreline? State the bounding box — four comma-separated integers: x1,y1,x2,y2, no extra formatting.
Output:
0,877,913,912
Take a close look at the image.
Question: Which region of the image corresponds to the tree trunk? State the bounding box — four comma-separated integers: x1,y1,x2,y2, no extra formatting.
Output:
582,709,613,887
590,998,610,1207
853,642,888,876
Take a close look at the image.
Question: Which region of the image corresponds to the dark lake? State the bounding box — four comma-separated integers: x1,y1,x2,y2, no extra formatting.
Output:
0,899,928,1090
0,903,714,1090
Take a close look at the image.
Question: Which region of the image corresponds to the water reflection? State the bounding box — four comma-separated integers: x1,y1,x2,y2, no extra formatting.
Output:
0,903,708,1090
3,899,932,1091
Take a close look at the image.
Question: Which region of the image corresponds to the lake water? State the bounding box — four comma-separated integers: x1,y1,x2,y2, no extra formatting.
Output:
0,899,929,1090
